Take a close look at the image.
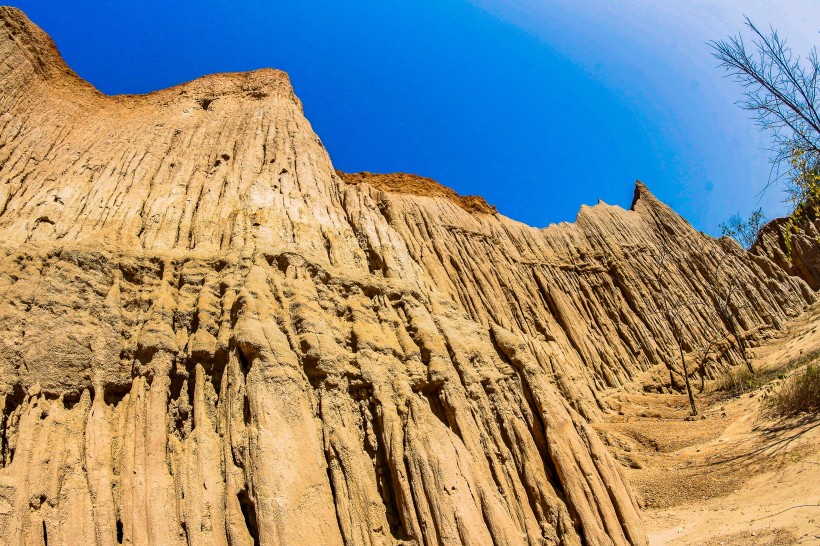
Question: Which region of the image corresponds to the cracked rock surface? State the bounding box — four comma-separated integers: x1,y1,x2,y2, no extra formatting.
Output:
0,7,814,546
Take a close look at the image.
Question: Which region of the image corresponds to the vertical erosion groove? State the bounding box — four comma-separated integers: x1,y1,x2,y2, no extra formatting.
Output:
323,442,348,545
237,490,260,546
490,329,576,527
0,8,815,546
368,400,408,541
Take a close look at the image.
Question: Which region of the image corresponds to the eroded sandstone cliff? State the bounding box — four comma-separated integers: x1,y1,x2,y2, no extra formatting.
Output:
0,7,814,546
753,212,820,290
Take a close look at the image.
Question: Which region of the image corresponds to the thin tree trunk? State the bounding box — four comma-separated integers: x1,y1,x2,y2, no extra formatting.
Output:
679,344,698,416
728,315,755,374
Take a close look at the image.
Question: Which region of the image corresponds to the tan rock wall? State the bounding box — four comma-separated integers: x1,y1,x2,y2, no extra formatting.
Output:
753,214,820,290
0,7,814,546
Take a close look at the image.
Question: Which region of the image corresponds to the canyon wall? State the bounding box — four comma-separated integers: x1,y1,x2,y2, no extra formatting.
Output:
753,213,820,290
0,8,814,546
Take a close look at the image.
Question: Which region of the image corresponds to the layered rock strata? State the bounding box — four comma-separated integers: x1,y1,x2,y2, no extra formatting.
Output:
0,7,814,546
753,212,820,290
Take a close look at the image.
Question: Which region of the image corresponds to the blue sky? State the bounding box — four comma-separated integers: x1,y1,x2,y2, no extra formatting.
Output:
11,1,820,233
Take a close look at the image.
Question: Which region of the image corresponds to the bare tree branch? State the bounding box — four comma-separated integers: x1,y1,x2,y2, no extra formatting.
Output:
710,18,820,196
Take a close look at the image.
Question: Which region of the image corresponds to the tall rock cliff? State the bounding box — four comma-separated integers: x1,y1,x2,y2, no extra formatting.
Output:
0,7,814,546
753,212,820,290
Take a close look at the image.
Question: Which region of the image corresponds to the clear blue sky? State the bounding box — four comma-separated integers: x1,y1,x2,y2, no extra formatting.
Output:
10,1,820,233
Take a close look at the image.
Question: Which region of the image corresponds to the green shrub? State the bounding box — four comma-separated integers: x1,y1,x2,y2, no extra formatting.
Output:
766,364,820,417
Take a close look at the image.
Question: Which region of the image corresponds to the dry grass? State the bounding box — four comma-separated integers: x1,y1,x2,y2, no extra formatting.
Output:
765,363,820,417
716,349,820,398
715,366,762,396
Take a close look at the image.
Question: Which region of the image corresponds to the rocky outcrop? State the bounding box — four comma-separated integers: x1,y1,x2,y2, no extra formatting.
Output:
337,171,497,215
753,212,820,290
0,7,814,546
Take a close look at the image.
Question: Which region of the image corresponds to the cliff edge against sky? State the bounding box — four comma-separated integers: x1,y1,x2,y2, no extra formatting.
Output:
0,7,814,546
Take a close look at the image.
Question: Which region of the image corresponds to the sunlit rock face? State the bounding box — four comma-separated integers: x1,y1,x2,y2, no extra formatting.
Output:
0,7,813,546
753,213,820,291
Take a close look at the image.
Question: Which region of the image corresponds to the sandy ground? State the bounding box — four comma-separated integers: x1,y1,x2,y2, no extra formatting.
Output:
597,302,820,545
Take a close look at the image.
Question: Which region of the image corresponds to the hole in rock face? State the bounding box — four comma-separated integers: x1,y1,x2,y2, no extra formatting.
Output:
104,383,130,407
366,250,384,275
237,347,252,376
1,384,25,467
237,490,260,546
221,154,230,161
62,391,81,410
422,388,449,429
116,519,123,544
242,395,252,426
235,349,254,426
198,98,213,111
209,345,228,397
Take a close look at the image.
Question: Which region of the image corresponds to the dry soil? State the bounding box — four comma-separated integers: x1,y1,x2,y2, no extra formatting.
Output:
599,302,820,545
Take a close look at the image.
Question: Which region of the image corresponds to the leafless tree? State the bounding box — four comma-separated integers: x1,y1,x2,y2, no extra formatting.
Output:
707,283,753,373
710,17,820,196
669,246,759,395
680,244,764,397
651,245,699,416
648,236,762,410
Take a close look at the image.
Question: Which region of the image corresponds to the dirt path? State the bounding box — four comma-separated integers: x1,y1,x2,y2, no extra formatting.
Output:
598,303,820,545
